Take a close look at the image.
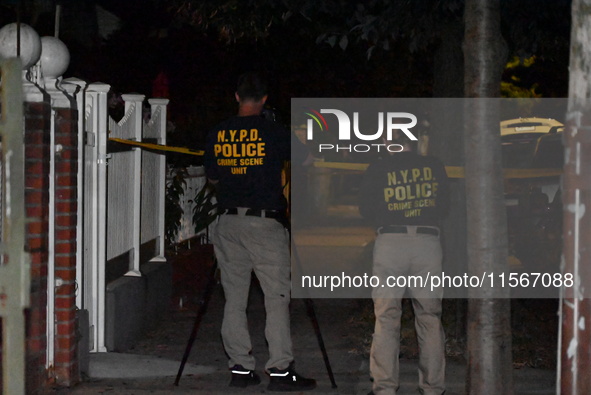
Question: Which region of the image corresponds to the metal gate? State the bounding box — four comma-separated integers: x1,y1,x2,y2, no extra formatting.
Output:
0,57,31,394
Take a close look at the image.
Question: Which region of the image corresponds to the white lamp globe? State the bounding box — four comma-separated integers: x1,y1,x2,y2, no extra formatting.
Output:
40,36,70,78
0,23,41,69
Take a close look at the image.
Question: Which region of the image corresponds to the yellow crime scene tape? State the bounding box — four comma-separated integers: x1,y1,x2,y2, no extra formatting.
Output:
109,138,562,179
109,137,205,156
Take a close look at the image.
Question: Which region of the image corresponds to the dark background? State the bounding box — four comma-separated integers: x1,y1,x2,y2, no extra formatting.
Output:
0,0,572,158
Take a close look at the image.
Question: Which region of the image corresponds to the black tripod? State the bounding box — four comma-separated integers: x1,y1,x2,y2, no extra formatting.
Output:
292,238,338,389
174,257,218,386
174,242,337,389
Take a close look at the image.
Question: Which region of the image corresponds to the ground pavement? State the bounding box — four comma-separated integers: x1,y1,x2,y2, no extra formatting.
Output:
54,274,556,395
54,207,557,395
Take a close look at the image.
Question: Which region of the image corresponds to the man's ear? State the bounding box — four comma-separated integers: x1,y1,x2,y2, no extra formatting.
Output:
235,92,240,102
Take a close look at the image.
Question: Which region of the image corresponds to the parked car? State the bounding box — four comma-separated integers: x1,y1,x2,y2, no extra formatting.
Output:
501,118,563,272
500,117,563,168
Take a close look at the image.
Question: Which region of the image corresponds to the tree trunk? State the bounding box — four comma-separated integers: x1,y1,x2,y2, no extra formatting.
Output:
463,0,513,394
431,20,469,347
560,0,591,392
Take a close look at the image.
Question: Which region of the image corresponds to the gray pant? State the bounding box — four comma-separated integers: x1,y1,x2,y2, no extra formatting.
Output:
213,212,293,371
370,228,446,395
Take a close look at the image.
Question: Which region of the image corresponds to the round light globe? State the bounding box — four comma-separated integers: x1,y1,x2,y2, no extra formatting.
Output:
40,36,70,78
0,23,41,69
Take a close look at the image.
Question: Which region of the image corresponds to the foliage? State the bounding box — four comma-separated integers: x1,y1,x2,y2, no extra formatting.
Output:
192,181,219,237
165,163,220,247
170,0,465,57
318,0,464,58
165,166,188,247
170,0,295,43
165,166,219,247
501,56,542,98
500,0,571,61
167,0,569,97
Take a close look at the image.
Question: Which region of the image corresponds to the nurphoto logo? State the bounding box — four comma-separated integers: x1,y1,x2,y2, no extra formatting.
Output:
303,108,418,153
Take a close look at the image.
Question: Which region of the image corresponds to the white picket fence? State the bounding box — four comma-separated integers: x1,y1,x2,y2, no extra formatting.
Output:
67,80,169,353
66,79,213,353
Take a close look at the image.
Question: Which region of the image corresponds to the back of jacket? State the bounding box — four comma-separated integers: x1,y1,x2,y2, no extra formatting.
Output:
359,151,450,228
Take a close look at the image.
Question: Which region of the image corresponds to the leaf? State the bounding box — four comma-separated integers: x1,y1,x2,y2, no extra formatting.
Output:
316,33,327,45
192,182,219,235
367,45,375,60
339,34,349,50
299,10,312,22
327,35,337,47
165,166,188,247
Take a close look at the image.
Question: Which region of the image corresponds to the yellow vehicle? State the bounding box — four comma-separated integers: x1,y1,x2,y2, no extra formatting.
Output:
500,117,564,169
501,118,564,272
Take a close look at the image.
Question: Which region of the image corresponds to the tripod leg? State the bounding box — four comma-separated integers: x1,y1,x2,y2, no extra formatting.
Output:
174,257,218,386
304,297,338,388
291,240,338,388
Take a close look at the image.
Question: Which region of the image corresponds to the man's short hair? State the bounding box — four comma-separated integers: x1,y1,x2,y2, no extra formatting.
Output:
236,72,267,101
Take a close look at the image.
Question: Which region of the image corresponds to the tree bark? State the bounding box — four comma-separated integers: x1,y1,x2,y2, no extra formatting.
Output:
560,0,591,393
463,0,513,394
431,20,469,346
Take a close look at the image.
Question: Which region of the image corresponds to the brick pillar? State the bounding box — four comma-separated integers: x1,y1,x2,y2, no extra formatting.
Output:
24,99,51,395
52,106,80,386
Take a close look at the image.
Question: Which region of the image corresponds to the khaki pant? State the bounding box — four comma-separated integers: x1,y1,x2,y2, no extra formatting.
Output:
213,212,293,371
370,228,446,395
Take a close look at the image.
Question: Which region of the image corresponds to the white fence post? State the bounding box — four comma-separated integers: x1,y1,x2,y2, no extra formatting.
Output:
62,78,87,311
84,82,110,353
43,65,74,371
144,98,169,261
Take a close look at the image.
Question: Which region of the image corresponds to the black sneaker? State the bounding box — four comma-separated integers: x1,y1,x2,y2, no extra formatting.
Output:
229,365,261,387
267,362,316,392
